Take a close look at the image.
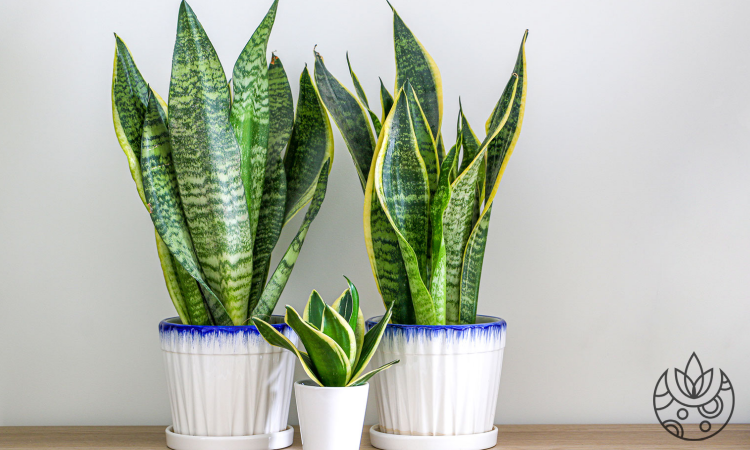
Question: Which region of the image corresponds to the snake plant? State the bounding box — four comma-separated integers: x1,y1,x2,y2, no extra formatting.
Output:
254,278,397,387
314,3,527,326
111,0,333,326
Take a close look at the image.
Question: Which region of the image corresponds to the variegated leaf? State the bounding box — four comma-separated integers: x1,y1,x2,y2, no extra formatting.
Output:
348,360,399,387
347,53,383,137
253,317,323,386
322,305,357,366
459,205,492,324
379,77,394,122
350,306,393,381
403,81,438,197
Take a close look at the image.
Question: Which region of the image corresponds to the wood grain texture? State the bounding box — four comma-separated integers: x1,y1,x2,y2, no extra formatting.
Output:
1,425,748,449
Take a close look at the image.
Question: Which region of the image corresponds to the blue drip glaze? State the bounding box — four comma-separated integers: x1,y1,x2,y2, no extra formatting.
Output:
159,316,290,338
365,315,507,343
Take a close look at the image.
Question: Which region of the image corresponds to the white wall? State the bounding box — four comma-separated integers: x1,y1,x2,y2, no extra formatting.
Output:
1,0,748,426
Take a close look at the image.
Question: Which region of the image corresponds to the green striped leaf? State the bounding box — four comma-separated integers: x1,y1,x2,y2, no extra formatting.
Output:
252,159,331,319
155,232,189,324
303,289,326,329
230,0,277,251
374,91,435,325
347,53,383,137
332,289,364,364
248,54,292,314
459,205,492,324
379,77,394,122
253,317,322,386
343,276,360,331
141,90,232,326
285,306,351,387
403,81,438,197
390,2,442,139
348,360,399,387
458,100,481,176
314,51,375,191
322,305,357,366
428,140,459,325
350,306,392,381
283,67,334,223
168,2,254,325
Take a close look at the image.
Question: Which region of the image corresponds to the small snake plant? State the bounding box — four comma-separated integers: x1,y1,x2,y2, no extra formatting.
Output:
111,0,333,326
313,3,528,326
254,278,398,387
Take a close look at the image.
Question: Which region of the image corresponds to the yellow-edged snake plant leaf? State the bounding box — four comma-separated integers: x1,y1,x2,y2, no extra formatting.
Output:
168,1,254,325
314,51,375,191
428,139,459,325
343,276,360,331
253,317,323,386
283,67,334,223
374,90,436,325
379,77,394,122
155,232,189,324
248,54,293,314
332,288,365,364
403,81,438,197
322,305,358,366
350,306,393,382
390,2,442,140
458,100,481,175
140,90,231,326
285,306,351,387
230,0,277,249
459,31,527,324
348,360,399,387
252,159,331,319
347,53,383,137
303,289,326,329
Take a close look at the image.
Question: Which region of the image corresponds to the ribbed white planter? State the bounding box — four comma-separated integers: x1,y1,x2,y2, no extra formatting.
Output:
366,315,506,450
159,317,297,449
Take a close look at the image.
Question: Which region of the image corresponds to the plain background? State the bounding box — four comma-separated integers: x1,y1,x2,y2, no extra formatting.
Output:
1,0,748,426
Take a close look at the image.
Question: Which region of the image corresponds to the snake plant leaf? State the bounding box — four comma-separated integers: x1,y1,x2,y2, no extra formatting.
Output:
172,259,210,325
363,105,415,325
343,276,360,331
230,0,277,250
347,53,383,137
348,360,400,387
379,77,394,122
140,89,233,326
155,231,189,324
303,289,326,329
322,305,357,366
403,81,438,196
252,159,331,319
374,90,436,324
332,289,364,364
112,34,149,207
283,67,334,223
458,101,481,176
390,2,442,140
428,140,459,324
314,51,375,191
484,30,528,206
168,1,254,325
350,306,393,382
334,288,353,322
253,316,322,386
459,205,492,324
285,306,351,387
248,54,293,313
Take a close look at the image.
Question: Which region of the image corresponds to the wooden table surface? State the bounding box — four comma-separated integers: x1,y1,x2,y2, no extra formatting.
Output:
1,425,748,449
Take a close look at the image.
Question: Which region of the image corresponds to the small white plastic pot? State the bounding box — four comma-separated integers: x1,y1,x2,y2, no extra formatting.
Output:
294,380,369,450
366,315,507,450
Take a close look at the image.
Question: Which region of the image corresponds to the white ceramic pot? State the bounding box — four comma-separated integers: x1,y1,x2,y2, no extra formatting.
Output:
159,317,298,449
294,380,369,450
366,315,506,449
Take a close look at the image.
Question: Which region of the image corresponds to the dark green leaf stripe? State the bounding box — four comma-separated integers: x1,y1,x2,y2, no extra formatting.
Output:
459,205,492,324
404,81,438,197
172,255,210,325
285,306,350,387
390,2,442,139
347,53,383,139
314,51,375,191
379,77,394,122
253,159,330,319
374,91,435,324
253,317,322,386
230,0,277,250
429,141,459,325
283,67,334,223
458,100,481,175
248,55,292,314
168,1,253,325
112,34,149,207
155,231,189,324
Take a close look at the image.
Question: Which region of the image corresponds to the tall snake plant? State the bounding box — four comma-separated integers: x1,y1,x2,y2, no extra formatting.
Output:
314,4,527,325
112,0,333,326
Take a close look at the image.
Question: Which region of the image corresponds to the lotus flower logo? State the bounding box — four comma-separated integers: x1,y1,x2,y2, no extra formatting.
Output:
653,353,734,441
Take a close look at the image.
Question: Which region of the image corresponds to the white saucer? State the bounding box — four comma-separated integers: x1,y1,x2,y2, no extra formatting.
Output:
165,425,295,450
369,425,498,450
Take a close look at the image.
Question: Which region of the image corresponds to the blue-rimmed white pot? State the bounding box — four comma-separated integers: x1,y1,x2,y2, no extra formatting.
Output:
366,315,506,447
159,317,297,448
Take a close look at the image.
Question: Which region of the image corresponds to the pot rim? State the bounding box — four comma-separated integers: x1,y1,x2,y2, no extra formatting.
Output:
365,314,506,330
294,379,369,390
159,315,290,333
